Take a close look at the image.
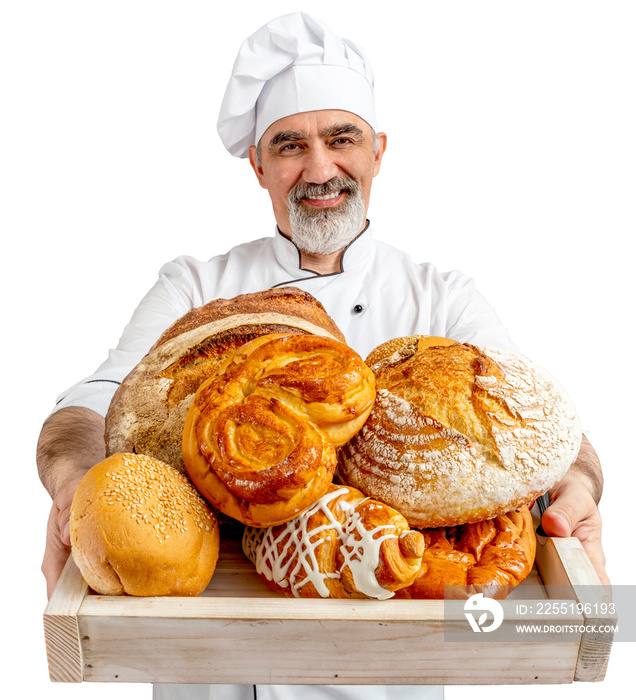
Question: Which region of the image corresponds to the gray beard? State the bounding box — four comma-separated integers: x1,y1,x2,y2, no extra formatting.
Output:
287,177,366,256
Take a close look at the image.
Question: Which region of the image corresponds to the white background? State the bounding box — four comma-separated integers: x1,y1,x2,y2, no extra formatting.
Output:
2,1,634,698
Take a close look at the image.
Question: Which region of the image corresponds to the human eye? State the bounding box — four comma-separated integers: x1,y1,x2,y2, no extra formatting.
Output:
330,136,354,147
279,142,303,154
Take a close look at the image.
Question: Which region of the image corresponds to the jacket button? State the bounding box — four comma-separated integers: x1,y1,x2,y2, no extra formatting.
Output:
353,304,365,314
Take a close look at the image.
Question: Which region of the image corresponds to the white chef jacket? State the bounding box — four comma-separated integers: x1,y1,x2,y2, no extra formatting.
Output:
53,222,515,700
152,685,443,699
53,222,516,416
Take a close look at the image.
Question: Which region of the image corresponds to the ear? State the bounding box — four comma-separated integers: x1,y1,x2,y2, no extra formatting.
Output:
248,145,268,189
372,132,388,177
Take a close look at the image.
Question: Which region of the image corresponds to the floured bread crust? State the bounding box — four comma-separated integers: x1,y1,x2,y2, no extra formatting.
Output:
105,287,346,472
337,337,582,528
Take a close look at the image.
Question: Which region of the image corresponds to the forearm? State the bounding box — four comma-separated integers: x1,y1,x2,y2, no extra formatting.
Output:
567,434,603,504
36,406,106,499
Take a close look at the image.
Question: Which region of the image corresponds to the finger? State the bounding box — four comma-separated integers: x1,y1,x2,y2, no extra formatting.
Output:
57,493,74,547
543,487,611,587
542,509,611,586
541,508,572,538
571,517,611,588
543,479,597,538
42,501,71,599
42,527,72,600
43,541,71,600
61,517,71,546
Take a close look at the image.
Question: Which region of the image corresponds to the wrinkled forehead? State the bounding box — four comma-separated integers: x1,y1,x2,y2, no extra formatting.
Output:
260,110,373,148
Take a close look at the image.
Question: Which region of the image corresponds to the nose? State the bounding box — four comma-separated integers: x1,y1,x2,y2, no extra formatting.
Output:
301,144,340,185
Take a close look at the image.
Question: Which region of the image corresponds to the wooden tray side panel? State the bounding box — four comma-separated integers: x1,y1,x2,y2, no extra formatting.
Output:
535,536,615,682
43,557,88,682
77,614,580,686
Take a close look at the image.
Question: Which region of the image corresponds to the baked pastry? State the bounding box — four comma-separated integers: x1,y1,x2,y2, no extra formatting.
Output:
395,506,536,599
183,333,376,527
242,484,425,599
70,453,220,596
338,335,581,528
105,287,346,472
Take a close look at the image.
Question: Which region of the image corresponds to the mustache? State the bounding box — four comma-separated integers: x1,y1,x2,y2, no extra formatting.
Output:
288,176,361,204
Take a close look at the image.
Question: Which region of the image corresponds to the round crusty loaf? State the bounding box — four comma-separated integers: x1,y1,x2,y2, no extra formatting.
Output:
105,287,346,472
337,336,582,528
364,334,458,367
395,506,536,599
70,453,220,596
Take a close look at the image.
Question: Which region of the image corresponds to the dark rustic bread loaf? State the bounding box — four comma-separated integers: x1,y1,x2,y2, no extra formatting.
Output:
105,287,346,472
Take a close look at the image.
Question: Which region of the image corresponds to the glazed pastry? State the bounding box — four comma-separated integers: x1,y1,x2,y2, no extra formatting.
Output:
395,506,536,599
242,484,424,599
183,334,375,527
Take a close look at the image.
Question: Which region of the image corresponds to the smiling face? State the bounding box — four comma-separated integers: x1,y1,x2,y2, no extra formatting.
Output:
249,110,387,255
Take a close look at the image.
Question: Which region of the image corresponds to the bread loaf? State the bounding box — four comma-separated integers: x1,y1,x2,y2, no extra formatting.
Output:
395,506,536,599
242,484,425,599
338,336,582,528
182,333,376,527
105,287,346,472
70,453,220,596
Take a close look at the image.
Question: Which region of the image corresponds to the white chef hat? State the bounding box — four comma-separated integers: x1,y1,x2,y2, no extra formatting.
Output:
217,12,378,158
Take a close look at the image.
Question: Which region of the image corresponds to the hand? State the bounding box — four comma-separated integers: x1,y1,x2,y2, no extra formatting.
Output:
42,477,84,599
37,407,106,598
542,470,610,587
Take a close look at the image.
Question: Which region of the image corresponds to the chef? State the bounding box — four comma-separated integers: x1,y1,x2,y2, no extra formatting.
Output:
38,12,607,700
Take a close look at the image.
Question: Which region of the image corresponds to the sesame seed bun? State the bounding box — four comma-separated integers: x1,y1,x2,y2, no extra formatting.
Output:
70,453,220,596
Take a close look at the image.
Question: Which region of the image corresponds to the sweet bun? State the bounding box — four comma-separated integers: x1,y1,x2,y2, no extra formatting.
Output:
105,287,346,472
338,336,582,528
70,453,220,596
395,506,536,599
242,484,425,599
182,333,376,528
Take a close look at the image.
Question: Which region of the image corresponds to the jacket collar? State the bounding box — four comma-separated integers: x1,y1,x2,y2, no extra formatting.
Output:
272,221,375,275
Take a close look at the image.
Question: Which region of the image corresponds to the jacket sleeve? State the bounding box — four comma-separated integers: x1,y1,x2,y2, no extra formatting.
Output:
51,258,198,418
440,270,519,353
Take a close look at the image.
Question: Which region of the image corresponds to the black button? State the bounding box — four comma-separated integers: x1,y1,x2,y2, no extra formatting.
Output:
353,304,365,314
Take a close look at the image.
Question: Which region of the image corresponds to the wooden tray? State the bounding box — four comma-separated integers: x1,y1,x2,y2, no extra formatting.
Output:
43,533,614,686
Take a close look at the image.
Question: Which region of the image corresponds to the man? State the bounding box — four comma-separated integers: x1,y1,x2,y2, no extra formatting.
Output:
37,12,607,700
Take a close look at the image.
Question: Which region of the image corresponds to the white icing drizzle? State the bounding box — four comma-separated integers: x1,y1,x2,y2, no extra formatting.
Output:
243,486,398,600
